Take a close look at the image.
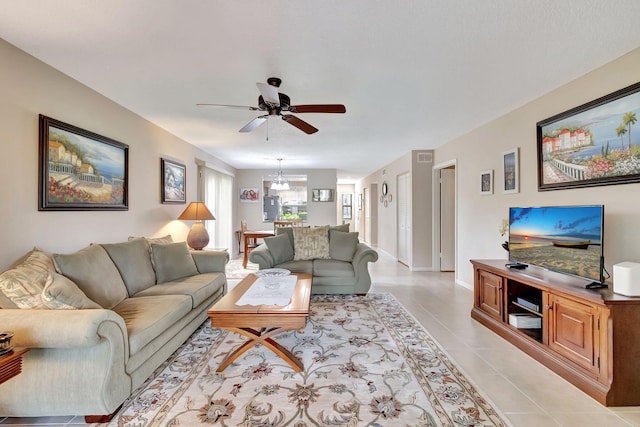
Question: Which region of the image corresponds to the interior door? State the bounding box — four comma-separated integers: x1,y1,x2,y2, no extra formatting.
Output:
397,173,410,265
363,187,370,244
440,167,455,271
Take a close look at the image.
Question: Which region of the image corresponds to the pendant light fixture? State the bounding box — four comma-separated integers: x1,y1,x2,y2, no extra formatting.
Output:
270,158,290,191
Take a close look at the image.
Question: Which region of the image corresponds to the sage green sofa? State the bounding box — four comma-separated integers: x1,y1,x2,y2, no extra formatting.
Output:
249,225,378,294
0,237,227,421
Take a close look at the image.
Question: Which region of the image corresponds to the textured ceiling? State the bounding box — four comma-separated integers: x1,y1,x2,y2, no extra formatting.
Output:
1,1,640,181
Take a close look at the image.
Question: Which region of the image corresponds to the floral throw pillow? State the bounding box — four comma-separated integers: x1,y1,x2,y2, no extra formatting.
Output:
293,226,330,261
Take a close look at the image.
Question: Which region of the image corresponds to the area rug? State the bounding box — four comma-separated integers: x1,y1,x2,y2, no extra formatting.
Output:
105,293,510,426
225,256,258,279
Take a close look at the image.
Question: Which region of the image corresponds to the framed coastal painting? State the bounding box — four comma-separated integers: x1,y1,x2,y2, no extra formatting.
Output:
161,158,186,204
537,81,640,191
503,148,519,194
480,170,493,195
38,115,128,211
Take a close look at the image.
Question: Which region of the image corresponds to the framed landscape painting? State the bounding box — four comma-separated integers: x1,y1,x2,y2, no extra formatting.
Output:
537,81,640,191
161,158,186,204
38,115,128,211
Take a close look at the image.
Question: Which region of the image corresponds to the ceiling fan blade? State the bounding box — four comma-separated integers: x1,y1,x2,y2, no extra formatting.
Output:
288,104,346,114
239,115,268,132
256,82,280,106
281,114,319,134
197,103,259,111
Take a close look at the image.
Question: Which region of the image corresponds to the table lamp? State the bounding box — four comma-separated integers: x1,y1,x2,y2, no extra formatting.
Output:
178,202,215,250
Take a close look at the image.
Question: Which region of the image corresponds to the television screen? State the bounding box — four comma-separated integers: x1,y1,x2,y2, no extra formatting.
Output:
508,205,604,283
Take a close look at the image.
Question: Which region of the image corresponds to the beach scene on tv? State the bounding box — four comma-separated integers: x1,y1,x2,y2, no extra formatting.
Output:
509,206,603,281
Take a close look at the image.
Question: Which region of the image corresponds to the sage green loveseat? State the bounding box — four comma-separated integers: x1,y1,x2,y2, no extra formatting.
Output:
0,237,227,421
249,225,378,294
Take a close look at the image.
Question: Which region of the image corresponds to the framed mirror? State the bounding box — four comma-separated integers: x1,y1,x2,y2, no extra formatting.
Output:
382,182,388,196
312,189,334,202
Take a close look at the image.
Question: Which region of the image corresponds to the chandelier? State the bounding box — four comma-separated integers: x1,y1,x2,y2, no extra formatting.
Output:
270,158,290,191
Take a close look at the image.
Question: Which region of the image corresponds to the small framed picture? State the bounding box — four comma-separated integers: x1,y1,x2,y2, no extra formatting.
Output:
240,187,260,203
503,148,519,194
161,158,186,204
480,170,493,195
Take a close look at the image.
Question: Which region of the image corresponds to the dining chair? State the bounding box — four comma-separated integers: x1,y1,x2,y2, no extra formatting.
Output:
241,220,260,267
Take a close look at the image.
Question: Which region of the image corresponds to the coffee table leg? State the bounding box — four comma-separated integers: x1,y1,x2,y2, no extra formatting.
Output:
217,327,304,372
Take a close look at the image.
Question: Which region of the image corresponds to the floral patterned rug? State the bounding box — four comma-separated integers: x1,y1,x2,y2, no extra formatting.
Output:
225,256,258,279
105,294,510,426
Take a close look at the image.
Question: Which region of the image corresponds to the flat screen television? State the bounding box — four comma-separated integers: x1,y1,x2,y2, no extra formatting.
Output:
508,205,605,288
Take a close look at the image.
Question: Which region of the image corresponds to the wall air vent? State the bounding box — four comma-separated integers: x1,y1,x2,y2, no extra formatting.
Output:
417,152,433,163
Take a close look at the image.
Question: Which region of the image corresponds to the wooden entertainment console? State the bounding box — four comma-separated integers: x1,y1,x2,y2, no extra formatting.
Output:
471,259,640,406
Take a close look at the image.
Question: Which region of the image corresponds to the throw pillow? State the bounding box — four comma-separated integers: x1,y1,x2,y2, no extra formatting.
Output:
151,242,199,283
0,248,52,309
101,238,156,296
41,272,101,309
264,233,295,265
330,223,350,233
329,230,360,262
293,226,330,261
276,227,295,247
53,244,128,309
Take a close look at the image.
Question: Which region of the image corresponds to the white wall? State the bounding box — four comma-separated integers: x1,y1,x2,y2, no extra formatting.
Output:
435,47,640,288
0,38,235,270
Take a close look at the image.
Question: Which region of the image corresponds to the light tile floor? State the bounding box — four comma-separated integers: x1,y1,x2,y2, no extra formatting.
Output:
3,252,640,426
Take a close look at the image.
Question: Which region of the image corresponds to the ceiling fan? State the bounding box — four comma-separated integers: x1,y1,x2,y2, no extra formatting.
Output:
197,77,346,135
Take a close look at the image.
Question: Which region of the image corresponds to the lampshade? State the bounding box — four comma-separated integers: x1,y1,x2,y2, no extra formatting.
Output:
177,202,215,250
177,202,215,221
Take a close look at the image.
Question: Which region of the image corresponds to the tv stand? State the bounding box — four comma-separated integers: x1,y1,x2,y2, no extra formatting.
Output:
471,259,640,406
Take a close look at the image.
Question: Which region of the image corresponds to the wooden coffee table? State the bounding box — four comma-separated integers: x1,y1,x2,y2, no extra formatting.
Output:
208,273,312,372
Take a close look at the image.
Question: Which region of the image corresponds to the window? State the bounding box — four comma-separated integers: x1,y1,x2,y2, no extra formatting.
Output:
262,174,307,222
202,167,233,249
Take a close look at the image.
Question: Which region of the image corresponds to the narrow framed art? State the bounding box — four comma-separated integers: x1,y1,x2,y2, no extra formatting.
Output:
161,158,186,204
503,148,519,194
38,114,128,211
480,170,493,195
537,81,640,191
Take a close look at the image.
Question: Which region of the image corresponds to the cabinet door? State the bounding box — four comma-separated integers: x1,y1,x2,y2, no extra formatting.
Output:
477,270,503,321
548,294,600,374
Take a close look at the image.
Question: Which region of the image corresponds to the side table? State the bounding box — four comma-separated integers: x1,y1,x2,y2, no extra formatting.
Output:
0,347,29,384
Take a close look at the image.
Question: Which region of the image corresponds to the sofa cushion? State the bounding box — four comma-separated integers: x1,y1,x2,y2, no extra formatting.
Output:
329,230,360,262
41,272,102,309
264,233,295,265
293,226,330,260
0,248,52,308
133,272,225,308
273,260,314,274
151,242,199,283
101,238,157,296
53,244,128,309
112,294,192,355
313,259,356,278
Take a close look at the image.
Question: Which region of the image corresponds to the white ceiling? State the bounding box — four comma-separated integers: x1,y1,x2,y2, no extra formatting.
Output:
2,1,640,182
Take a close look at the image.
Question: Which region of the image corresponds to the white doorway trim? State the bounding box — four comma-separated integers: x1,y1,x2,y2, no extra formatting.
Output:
432,159,458,282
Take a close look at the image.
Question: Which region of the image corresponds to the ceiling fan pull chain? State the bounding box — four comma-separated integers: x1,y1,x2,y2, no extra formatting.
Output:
266,117,269,142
